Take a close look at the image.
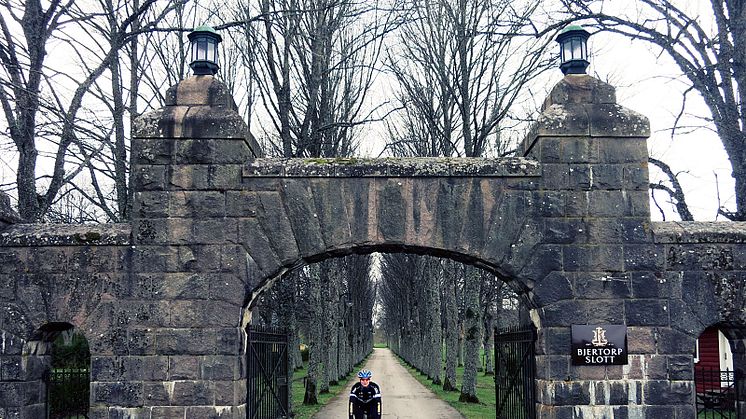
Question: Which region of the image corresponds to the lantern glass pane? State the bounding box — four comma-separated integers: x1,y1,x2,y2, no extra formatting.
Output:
197,40,208,61
562,41,571,63
207,40,216,62
571,38,582,60
191,41,198,62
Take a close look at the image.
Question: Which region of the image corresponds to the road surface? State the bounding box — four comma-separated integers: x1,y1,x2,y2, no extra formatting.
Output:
313,348,464,419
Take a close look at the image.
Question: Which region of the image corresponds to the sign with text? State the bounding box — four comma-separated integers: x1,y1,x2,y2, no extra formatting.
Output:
571,325,628,366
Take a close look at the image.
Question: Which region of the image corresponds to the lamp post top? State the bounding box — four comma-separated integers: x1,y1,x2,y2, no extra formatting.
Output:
188,25,222,42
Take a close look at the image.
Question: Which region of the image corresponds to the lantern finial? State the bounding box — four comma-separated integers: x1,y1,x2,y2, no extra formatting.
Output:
556,25,590,75
188,25,222,76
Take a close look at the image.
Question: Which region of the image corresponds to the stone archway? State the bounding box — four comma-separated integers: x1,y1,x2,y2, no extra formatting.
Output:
12,69,746,419
237,161,548,312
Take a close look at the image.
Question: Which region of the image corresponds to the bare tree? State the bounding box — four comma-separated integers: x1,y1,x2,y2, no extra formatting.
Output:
385,0,555,158
0,0,182,221
559,0,745,219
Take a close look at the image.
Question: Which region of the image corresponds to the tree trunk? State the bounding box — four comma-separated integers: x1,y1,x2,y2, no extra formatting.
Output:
442,262,458,391
303,268,322,405
459,267,481,403
427,259,442,384
483,312,494,375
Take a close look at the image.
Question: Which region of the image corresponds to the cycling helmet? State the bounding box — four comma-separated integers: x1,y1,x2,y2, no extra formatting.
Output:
357,369,373,379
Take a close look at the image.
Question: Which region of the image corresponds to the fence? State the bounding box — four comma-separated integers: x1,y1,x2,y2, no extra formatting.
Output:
695,367,741,419
494,325,536,419
45,368,89,419
247,326,290,419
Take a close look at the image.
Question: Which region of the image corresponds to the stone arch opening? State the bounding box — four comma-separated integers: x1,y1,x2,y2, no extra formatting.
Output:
0,321,91,418
693,322,746,417
243,245,540,318
242,245,540,416
30,322,91,419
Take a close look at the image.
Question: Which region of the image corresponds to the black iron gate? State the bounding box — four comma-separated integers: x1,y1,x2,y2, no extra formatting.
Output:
494,325,537,419
247,326,290,419
695,367,741,418
45,368,90,418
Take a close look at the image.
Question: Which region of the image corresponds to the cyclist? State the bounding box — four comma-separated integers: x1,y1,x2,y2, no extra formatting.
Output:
349,369,381,419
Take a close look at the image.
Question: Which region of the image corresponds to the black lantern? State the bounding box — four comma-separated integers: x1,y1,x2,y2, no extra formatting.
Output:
188,25,222,76
556,25,590,75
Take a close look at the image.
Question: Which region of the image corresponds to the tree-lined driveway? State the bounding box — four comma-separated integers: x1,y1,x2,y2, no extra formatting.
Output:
313,348,464,419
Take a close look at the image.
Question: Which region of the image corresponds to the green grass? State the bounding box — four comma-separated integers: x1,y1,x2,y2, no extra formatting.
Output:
290,356,371,419
395,354,496,419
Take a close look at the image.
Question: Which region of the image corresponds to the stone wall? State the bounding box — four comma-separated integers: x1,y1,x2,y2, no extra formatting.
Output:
0,223,129,418
0,72,745,419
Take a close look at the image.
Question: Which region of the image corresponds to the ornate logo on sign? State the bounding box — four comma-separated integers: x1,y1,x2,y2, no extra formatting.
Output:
591,327,608,347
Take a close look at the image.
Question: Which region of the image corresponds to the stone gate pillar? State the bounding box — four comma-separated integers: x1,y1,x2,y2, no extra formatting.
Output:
523,74,677,418
89,76,260,418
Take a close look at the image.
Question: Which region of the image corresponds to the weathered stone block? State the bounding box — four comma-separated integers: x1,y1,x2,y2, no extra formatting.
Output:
132,165,167,191
92,382,144,407
216,328,243,356
568,164,592,190
538,137,562,163
255,192,300,264
169,356,201,379
127,328,156,355
171,380,213,405
623,163,649,190
193,220,237,244
563,138,599,163
311,179,353,250
213,380,234,405
656,328,696,354
532,191,566,217
625,299,669,326
667,355,693,380
169,191,225,218
378,179,408,245
630,272,669,299
552,381,590,405
518,245,562,283
565,191,589,216
151,406,187,419
169,300,239,328
591,164,624,189
588,105,650,138
238,218,281,277
541,301,587,327
624,244,665,271
143,382,170,405
541,164,570,190
201,356,239,380
169,164,210,190
185,405,234,418
588,190,630,217
532,272,573,306
563,245,624,271
209,274,246,306
644,380,693,405
586,299,625,323
132,138,172,165
156,328,217,355
598,138,648,164
574,272,631,299
209,164,242,190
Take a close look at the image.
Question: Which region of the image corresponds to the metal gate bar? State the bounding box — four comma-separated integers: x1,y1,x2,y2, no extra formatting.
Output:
247,326,290,419
45,368,90,418
494,325,536,419
695,367,741,419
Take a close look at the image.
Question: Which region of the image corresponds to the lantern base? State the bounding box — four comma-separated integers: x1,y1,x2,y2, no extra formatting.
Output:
560,59,589,75
190,61,220,76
